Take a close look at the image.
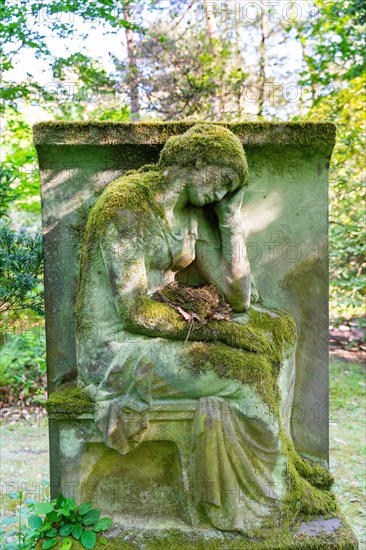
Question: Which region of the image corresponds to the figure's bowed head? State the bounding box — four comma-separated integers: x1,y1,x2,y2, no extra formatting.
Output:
158,123,248,208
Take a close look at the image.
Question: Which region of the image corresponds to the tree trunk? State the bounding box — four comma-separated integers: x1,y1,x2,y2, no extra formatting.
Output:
123,7,139,120
258,1,266,118
203,0,215,50
234,13,243,118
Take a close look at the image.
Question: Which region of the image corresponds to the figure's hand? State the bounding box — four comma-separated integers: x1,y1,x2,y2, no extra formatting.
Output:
214,187,244,226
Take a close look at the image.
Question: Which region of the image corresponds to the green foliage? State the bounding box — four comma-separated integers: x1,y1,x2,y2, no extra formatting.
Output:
1,114,41,213
1,0,137,221
290,0,365,319
50,54,127,122
1,490,38,550
0,221,43,318
0,166,20,218
1,493,112,550
0,328,46,404
131,26,248,119
297,0,365,86
1,0,141,113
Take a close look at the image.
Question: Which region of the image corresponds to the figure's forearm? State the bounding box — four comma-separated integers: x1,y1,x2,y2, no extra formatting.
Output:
124,295,188,338
219,221,251,311
195,234,251,312
124,295,271,354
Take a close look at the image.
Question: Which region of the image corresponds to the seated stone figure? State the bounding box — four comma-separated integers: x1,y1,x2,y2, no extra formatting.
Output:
76,124,335,532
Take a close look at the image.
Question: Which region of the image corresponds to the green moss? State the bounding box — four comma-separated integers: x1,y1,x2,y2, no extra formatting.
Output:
126,295,187,334
159,123,248,185
125,297,298,413
33,121,336,147
34,515,358,549
184,341,277,407
197,317,272,353
45,385,94,417
123,299,299,423
277,430,337,519
127,297,297,410
284,460,337,518
128,298,296,372
284,435,334,491
85,167,166,235
247,307,298,375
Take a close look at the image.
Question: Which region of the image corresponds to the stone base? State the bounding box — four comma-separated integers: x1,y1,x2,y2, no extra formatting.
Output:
48,413,359,549
101,517,359,549
35,515,358,549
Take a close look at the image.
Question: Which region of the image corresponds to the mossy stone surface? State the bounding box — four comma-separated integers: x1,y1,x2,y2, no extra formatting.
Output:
45,384,94,417
158,123,249,184
34,513,358,549
33,121,336,146
84,166,166,235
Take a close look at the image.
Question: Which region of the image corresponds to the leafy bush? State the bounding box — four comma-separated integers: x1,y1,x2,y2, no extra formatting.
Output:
0,328,46,405
1,493,112,550
0,220,44,319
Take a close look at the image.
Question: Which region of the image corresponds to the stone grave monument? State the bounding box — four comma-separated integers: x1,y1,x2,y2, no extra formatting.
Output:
34,122,357,547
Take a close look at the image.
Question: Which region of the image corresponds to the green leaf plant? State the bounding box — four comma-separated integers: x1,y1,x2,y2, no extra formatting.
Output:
1,493,112,550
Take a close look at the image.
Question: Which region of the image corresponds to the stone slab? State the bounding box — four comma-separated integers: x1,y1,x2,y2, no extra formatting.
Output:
36,514,358,549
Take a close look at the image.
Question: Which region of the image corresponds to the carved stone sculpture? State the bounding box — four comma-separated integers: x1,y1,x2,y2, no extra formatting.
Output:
75,124,334,532
35,121,358,546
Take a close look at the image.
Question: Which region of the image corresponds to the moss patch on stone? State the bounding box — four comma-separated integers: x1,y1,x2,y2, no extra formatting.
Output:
34,514,358,549
127,297,296,372
45,385,94,417
284,435,334,492
84,166,166,236
126,295,187,334
184,341,277,407
247,307,298,376
285,459,337,518
33,121,337,147
280,431,337,519
159,123,248,185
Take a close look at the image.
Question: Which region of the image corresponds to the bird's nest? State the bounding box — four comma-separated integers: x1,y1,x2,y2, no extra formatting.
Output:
152,282,231,323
